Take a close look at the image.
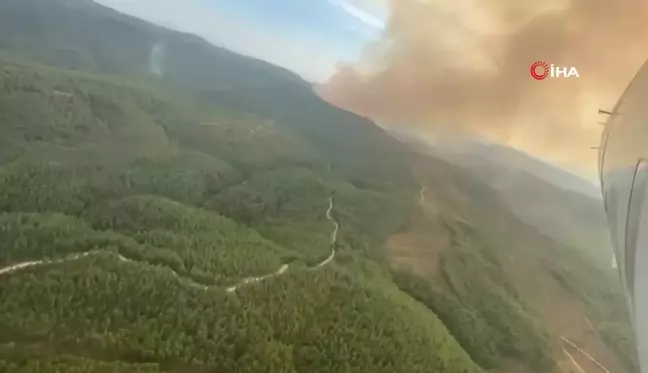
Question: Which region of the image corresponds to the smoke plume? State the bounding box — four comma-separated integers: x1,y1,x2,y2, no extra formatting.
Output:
318,0,648,172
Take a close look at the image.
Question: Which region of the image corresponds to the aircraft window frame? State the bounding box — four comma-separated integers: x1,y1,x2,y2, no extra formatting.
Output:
624,157,648,296
598,129,609,213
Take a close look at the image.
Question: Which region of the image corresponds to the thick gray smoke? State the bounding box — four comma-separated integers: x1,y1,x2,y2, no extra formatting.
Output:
318,0,648,172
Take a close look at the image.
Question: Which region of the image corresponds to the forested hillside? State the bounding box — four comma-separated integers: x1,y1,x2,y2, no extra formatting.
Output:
0,50,480,373
0,0,637,372
388,157,638,373
0,0,416,193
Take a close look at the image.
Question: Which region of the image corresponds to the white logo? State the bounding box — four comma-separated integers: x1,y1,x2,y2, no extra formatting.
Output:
530,61,580,80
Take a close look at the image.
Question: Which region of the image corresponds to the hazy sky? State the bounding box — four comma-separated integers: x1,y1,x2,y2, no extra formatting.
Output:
95,0,387,82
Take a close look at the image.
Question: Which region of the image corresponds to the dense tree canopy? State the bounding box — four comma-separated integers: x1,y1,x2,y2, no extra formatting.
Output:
0,49,486,373
0,0,637,372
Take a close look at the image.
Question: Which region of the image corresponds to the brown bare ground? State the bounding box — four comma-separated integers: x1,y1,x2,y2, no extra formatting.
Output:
386,191,450,281
389,180,628,373
486,226,628,373
386,231,447,280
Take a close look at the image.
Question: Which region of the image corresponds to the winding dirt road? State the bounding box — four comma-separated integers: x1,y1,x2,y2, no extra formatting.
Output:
315,196,338,268
0,252,94,276
225,195,338,291
0,196,340,294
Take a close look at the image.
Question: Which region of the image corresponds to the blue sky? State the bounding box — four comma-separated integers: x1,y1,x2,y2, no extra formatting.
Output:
96,0,387,82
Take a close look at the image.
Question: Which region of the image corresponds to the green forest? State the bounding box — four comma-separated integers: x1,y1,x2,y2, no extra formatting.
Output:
0,0,638,372
0,20,480,373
